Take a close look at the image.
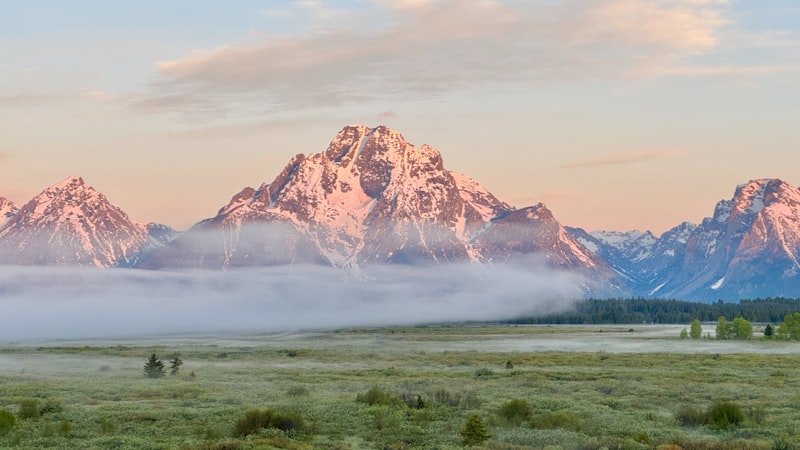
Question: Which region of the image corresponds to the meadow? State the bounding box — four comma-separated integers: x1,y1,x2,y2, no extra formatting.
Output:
1,325,799,449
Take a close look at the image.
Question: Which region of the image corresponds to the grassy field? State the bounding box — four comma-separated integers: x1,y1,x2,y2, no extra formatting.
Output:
1,325,799,449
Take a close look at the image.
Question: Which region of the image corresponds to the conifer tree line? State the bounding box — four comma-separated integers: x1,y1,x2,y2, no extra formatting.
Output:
510,297,800,325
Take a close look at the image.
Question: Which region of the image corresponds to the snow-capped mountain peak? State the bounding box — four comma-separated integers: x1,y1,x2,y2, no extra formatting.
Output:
0,177,166,267
141,124,611,290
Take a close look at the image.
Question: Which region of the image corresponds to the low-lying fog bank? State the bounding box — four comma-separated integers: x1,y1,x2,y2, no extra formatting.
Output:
0,263,582,342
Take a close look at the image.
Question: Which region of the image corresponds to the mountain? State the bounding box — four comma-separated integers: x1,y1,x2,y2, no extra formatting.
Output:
661,179,800,300
0,176,175,267
574,179,800,300
0,197,18,226
4,128,798,302
141,125,611,286
569,222,696,294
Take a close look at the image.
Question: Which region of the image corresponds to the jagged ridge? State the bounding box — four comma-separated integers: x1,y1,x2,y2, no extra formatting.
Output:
0,176,175,267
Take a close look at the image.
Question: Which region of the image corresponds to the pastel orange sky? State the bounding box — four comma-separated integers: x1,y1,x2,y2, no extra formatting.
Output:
2,1,799,235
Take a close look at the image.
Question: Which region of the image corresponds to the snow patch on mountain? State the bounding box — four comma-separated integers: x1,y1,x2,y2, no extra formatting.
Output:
0,197,19,227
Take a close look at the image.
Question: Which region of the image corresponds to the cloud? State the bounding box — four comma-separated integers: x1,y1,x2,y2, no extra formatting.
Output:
0,264,584,342
138,0,730,116
0,93,64,107
559,149,683,169
76,89,117,101
376,111,396,119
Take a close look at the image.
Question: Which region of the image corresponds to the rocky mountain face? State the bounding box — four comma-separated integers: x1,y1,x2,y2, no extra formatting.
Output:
578,179,800,300
0,197,18,226
0,177,174,267
3,126,799,302
667,179,800,300
141,125,613,289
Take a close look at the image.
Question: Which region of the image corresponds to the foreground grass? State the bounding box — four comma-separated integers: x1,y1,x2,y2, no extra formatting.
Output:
0,326,798,449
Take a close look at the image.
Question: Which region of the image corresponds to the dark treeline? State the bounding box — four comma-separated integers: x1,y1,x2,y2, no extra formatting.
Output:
510,297,800,325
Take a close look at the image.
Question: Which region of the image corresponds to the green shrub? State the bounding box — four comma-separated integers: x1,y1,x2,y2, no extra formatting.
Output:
707,400,744,429
474,368,494,378
356,387,401,406
270,411,305,434
677,400,745,429
400,392,425,409
498,398,532,424
0,409,16,435
233,408,305,437
18,399,40,419
39,398,64,415
234,409,272,436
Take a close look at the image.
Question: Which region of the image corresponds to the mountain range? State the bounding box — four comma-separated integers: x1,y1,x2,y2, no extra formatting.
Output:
2,125,799,301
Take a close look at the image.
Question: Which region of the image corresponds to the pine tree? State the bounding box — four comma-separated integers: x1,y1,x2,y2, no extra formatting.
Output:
144,353,166,378
169,356,183,376
461,414,490,447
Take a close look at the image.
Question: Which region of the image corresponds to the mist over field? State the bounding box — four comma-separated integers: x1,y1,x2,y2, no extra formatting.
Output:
0,261,583,342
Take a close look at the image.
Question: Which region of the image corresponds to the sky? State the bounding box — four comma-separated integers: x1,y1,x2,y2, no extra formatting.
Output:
1,0,799,235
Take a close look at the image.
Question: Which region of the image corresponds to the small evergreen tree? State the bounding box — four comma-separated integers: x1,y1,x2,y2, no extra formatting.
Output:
461,414,490,447
144,353,166,378
690,319,702,339
680,328,688,339
764,323,775,339
169,355,183,376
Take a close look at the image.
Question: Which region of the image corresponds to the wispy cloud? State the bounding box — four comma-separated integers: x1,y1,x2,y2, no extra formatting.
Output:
76,89,117,101
0,93,64,107
137,0,730,117
560,149,683,169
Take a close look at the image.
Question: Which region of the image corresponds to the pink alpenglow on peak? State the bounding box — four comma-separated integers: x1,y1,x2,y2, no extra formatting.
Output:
0,176,174,267
141,125,616,296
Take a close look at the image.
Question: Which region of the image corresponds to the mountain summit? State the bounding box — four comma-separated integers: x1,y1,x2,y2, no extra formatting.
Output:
668,178,800,299
141,125,612,287
5,128,796,301
573,178,800,300
0,176,172,267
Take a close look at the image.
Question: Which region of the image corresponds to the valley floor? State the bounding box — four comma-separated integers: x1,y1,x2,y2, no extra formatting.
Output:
1,325,798,449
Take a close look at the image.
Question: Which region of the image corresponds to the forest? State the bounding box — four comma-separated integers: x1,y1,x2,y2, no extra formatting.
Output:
509,297,800,325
